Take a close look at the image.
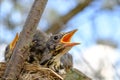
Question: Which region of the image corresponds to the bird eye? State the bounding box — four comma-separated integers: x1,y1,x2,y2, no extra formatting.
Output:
53,36,59,40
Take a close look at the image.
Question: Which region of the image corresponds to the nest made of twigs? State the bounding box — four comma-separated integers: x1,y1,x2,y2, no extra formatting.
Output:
0,62,63,80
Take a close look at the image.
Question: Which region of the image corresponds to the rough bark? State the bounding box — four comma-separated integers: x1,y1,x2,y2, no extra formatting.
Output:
46,0,92,34
2,0,48,79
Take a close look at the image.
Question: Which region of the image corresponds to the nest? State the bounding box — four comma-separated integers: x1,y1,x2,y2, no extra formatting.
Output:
0,62,6,78
0,62,63,80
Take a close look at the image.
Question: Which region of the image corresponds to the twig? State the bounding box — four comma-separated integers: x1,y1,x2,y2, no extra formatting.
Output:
2,0,48,79
46,0,92,34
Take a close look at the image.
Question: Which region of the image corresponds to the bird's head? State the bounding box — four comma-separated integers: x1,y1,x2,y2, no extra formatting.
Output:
46,29,80,56
40,29,80,69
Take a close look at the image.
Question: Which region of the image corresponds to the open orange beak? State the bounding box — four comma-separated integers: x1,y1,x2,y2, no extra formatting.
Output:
10,33,19,50
60,29,80,47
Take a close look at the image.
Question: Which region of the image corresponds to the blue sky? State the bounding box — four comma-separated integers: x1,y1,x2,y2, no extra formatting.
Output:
1,0,120,46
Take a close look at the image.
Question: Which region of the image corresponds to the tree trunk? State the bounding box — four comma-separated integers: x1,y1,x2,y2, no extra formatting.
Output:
2,0,48,79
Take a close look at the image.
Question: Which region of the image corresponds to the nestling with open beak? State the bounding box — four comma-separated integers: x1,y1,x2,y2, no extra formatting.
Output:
40,29,80,75
4,30,49,64
4,29,80,77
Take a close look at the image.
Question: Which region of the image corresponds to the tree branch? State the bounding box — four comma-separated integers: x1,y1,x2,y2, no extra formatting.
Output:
46,0,92,34
2,0,48,79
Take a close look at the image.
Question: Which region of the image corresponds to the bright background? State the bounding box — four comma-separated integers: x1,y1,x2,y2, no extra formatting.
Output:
0,0,120,80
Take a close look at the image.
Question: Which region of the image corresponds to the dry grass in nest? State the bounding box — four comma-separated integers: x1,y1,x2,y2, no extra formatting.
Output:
20,63,63,80
0,62,63,80
0,62,6,78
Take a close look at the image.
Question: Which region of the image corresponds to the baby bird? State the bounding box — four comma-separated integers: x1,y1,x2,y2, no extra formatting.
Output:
4,30,48,64
40,29,79,75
